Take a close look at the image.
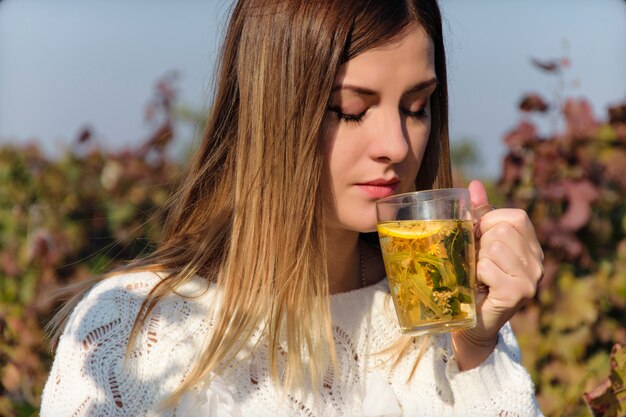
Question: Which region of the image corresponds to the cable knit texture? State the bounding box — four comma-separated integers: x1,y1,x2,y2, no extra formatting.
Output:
41,271,544,416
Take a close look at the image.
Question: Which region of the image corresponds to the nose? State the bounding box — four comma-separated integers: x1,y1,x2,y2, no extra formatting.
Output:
369,108,409,164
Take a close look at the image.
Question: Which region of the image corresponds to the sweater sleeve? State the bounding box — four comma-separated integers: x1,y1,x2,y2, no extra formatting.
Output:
40,272,215,417
444,322,544,416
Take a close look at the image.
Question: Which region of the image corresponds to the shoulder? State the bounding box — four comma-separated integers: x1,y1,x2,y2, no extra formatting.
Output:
42,271,218,415
76,270,215,317
81,269,212,302
60,270,218,353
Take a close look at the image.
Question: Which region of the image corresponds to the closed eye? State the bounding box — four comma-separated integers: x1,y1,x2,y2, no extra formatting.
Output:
401,108,428,120
330,108,367,125
328,106,429,125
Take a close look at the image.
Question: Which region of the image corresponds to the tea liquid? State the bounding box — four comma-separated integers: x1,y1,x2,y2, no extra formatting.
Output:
377,219,476,335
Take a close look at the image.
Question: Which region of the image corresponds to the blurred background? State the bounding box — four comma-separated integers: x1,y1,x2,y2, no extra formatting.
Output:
0,0,625,416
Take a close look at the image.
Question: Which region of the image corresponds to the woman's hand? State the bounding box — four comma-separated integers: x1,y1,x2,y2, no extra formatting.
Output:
452,180,544,371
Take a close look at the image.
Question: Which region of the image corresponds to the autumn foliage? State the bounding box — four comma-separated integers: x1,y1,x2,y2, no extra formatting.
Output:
0,78,183,417
500,57,626,416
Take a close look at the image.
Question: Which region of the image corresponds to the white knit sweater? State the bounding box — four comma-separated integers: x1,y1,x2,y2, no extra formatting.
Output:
41,271,543,417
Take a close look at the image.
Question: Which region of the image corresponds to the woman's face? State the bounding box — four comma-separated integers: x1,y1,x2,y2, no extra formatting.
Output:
324,24,437,233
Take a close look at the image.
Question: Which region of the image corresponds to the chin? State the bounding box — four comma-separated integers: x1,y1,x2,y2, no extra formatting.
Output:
347,219,378,234
331,202,379,233
359,223,378,234
327,217,377,234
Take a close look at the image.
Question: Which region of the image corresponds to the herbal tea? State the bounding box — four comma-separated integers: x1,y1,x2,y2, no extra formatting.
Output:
377,219,476,335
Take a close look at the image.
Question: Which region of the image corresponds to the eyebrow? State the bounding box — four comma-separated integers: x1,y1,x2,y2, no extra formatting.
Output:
331,77,438,96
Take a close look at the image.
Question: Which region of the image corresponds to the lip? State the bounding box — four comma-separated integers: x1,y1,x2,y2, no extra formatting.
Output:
356,178,400,199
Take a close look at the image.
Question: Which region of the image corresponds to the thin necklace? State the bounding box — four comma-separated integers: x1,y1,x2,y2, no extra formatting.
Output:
358,240,367,287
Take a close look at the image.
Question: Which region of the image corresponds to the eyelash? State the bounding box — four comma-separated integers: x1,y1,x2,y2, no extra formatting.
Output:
330,108,428,125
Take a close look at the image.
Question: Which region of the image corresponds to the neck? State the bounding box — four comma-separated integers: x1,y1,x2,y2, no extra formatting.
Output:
325,228,361,294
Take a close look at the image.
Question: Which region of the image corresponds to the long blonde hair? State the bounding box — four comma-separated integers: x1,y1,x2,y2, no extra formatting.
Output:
50,0,451,406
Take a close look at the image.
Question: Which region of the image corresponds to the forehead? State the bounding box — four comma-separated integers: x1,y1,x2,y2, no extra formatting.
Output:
333,24,435,88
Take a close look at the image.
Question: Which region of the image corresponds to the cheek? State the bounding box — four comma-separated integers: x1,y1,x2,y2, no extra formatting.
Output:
322,118,362,180
406,124,431,178
321,116,351,202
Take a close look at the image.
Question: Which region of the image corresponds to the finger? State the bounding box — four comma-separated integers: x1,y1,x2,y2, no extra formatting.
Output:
477,257,538,307
480,239,527,278
468,179,489,209
468,180,495,219
480,222,539,268
479,208,544,262
479,232,543,285
468,180,495,240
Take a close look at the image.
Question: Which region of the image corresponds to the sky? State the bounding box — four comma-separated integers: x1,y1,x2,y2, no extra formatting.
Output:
1,0,625,178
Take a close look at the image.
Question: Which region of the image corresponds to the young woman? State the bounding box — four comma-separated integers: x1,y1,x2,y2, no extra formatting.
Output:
41,0,544,415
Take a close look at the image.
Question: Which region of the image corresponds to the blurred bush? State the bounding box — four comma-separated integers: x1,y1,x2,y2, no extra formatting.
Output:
0,76,185,417
500,61,626,414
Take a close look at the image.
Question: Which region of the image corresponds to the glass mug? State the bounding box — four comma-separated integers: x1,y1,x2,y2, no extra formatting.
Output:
376,188,477,336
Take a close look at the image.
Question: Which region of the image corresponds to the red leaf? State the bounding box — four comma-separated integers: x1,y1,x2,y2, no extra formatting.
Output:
559,180,599,231
563,98,598,137
540,219,585,259
584,344,626,416
608,103,626,125
531,57,561,73
519,93,549,113
76,127,92,143
533,142,560,187
503,120,538,149
499,154,524,186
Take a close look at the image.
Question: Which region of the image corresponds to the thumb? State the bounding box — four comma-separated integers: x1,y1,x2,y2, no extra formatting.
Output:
468,179,489,209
